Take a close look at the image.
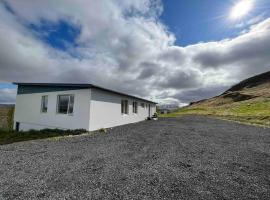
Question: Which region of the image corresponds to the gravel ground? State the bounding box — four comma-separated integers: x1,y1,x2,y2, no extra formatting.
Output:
0,116,270,199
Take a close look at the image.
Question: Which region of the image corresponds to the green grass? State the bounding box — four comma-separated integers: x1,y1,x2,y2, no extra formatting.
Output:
0,128,87,145
161,98,270,127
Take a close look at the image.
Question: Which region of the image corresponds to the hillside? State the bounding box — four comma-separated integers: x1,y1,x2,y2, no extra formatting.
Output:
162,71,270,127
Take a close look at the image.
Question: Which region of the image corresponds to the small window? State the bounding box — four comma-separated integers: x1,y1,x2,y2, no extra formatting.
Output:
121,100,129,114
41,95,48,113
57,95,74,115
141,103,145,108
133,101,138,113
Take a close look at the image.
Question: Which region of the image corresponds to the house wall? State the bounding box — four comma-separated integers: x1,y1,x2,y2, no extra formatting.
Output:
14,89,91,131
89,88,156,131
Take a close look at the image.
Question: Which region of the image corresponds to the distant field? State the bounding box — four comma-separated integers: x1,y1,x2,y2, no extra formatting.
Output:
0,106,14,130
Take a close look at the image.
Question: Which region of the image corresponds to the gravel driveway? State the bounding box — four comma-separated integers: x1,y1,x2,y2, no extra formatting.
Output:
0,116,270,199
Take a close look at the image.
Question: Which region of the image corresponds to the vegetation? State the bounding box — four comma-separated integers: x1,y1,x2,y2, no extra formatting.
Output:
0,128,87,145
97,128,107,133
161,71,270,127
0,105,14,130
7,106,14,131
161,97,270,127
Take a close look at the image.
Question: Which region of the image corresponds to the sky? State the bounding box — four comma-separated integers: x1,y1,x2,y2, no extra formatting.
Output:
0,0,270,106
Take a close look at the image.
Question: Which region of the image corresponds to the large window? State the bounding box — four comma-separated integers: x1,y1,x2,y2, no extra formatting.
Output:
133,101,138,113
41,95,48,113
121,100,129,114
141,103,145,108
57,95,74,114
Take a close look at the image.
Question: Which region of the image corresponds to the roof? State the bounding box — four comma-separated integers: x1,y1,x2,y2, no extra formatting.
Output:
13,82,157,104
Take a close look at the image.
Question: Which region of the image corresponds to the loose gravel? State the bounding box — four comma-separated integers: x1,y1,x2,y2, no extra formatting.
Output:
0,116,270,199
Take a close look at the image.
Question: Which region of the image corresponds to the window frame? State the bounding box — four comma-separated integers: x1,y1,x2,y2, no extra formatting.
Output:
121,99,129,115
56,94,75,115
133,101,138,114
40,95,48,113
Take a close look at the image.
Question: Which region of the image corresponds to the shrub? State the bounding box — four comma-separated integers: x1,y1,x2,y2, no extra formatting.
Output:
0,128,88,145
153,112,158,118
98,128,107,133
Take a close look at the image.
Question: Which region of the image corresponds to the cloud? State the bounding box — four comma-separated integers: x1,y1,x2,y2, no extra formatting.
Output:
235,14,266,29
0,88,17,104
0,0,269,105
159,70,202,89
173,86,228,103
137,62,160,79
191,19,270,78
158,46,186,65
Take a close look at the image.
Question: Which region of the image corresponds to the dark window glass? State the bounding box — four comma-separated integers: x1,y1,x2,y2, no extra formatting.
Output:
68,95,74,114
121,100,128,114
41,96,48,113
133,101,138,113
57,95,74,114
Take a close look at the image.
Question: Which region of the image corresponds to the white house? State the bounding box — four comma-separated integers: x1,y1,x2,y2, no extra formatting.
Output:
13,83,157,131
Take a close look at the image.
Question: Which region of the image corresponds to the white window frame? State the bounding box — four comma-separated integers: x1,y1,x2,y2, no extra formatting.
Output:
133,101,138,114
121,99,129,115
41,95,48,113
56,94,75,115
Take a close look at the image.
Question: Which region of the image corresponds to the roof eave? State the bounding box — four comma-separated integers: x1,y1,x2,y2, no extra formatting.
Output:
14,82,158,104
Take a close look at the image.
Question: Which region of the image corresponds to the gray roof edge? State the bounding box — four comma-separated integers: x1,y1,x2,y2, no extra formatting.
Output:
13,82,158,104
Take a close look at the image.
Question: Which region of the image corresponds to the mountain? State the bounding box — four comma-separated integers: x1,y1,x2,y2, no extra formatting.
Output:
225,71,270,93
162,71,270,127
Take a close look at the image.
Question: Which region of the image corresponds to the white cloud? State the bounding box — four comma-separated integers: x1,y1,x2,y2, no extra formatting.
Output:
0,88,17,103
0,0,269,105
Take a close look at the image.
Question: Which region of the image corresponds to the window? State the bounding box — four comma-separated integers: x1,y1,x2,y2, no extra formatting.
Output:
133,101,138,113
121,100,128,114
141,103,145,108
57,95,74,114
41,95,48,113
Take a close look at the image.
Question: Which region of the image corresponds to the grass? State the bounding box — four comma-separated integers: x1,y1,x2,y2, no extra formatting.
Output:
0,128,87,145
0,106,14,130
161,98,270,127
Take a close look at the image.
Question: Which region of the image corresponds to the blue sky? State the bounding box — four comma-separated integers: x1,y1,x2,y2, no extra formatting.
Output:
0,0,270,105
161,0,270,46
29,20,81,51
8,0,270,49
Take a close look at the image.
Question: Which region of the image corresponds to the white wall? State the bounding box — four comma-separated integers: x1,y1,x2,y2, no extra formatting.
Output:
14,89,91,131
89,88,156,131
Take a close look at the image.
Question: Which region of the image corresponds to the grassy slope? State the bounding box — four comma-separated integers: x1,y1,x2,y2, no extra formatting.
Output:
161,82,270,127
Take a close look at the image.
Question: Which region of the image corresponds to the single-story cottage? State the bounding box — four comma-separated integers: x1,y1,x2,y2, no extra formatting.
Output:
159,108,171,114
13,83,157,131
